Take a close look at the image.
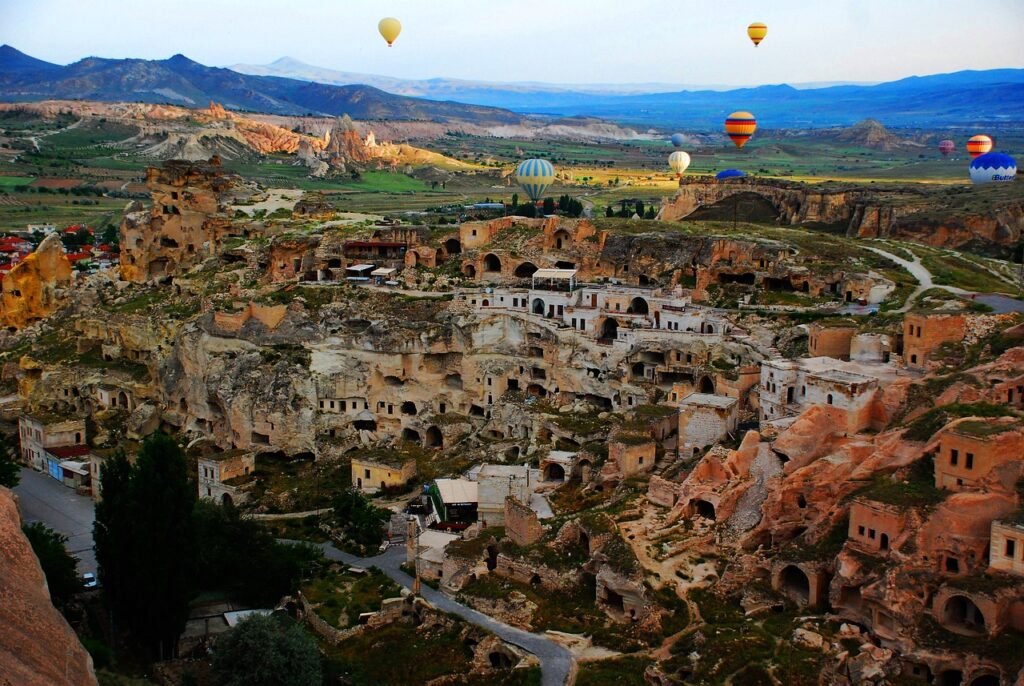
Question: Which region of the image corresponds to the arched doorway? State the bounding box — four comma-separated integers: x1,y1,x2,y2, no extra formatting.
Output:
483,253,502,273
577,459,593,481
118,391,129,408
600,318,619,341
514,262,538,278
221,493,233,507
628,297,649,315
552,229,571,250
402,428,421,443
780,565,810,605
698,376,715,394
532,298,545,315
943,596,986,635
544,463,565,482
463,264,477,278
485,545,498,571
939,671,963,686
425,426,443,449
400,401,417,416
443,238,461,255
693,499,716,520
969,676,1000,686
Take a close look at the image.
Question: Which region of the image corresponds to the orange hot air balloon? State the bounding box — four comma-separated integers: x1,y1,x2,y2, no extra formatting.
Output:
966,134,993,158
725,111,757,149
748,22,768,47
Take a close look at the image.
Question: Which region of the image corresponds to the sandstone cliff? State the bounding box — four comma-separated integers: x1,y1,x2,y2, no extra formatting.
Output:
0,487,97,686
658,177,1024,256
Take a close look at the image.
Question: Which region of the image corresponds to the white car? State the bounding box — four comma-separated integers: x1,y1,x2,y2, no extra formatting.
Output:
82,572,98,589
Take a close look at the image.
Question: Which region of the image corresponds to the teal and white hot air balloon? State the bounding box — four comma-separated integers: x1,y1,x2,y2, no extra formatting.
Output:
515,159,555,202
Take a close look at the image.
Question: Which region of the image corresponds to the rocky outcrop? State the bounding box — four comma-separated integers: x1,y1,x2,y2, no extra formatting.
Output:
0,488,97,686
658,177,1024,256
0,233,73,329
119,158,241,283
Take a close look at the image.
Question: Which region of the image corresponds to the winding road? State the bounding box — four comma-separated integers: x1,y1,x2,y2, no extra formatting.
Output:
865,245,968,313
319,542,574,686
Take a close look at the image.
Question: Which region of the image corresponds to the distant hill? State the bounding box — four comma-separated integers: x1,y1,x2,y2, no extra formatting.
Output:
0,46,522,125
237,57,1024,128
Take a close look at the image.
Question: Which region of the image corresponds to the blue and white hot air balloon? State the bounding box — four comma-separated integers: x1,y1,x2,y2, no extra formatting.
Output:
515,159,555,201
715,168,747,180
670,133,686,148
969,152,1016,184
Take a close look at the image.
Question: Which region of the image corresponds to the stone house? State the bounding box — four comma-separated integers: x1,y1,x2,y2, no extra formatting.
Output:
677,393,738,458
902,312,966,370
759,357,879,433
608,434,656,478
989,520,1024,576
848,498,906,555
95,385,135,412
807,322,856,360
476,465,534,528
18,413,86,473
933,419,1024,491
198,450,256,506
351,454,417,494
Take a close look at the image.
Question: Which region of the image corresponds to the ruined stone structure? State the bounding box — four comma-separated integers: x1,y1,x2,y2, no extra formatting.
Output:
989,520,1024,576
119,158,240,283
351,455,416,493
197,449,255,506
933,418,1024,492
808,322,857,360
678,393,738,458
504,496,543,547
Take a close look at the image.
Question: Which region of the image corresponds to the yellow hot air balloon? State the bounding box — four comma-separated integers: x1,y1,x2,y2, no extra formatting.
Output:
668,151,691,177
748,22,767,47
725,112,757,149
378,17,402,47
966,134,993,158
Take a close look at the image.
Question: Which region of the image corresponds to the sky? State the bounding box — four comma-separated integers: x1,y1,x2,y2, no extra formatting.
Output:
2,0,1023,87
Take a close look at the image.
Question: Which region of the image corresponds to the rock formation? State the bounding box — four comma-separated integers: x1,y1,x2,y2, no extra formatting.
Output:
0,233,73,329
0,487,97,686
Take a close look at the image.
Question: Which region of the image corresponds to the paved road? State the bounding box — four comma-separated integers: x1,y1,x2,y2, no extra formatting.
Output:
14,468,96,575
319,542,574,686
865,245,967,313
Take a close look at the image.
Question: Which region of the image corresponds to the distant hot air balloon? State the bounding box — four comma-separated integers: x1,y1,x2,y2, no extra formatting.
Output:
938,139,955,157
725,111,757,149
748,22,768,47
715,169,747,180
966,134,993,158
515,159,555,201
670,133,686,148
378,17,402,47
668,151,691,177
969,152,1016,184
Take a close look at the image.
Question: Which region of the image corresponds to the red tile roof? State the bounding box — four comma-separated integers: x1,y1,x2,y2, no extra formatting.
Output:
47,445,92,459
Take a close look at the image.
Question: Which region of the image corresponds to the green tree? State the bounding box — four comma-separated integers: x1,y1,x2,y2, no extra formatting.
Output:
635,201,645,217
605,205,614,218
332,489,389,550
212,614,320,686
23,522,81,607
94,434,195,659
511,192,518,208
100,224,119,246
542,197,555,215
0,431,20,488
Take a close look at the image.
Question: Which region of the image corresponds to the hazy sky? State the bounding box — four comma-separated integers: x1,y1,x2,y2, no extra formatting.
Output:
2,0,1023,86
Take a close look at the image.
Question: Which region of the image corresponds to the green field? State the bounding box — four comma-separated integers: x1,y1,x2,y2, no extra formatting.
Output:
0,176,35,189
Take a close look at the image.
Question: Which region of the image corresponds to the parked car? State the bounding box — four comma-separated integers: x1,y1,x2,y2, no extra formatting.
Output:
82,572,98,589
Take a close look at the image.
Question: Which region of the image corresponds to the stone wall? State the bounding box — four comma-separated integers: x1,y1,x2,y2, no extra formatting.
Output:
808,323,856,360
903,313,966,370
505,496,543,546
647,475,684,508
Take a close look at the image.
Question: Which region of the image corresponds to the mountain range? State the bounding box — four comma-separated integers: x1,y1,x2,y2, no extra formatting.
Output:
0,45,522,126
2,45,1023,129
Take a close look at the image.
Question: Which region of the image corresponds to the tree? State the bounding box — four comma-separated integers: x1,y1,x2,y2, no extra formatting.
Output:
605,205,614,218
212,614,320,686
635,201,645,218
23,522,81,608
542,197,555,215
0,431,20,488
332,489,389,550
100,224,119,247
94,434,195,659
511,193,518,209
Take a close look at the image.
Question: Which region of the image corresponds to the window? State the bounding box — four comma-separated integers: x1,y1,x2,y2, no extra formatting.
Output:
858,525,866,536
471,229,477,236
827,394,833,405
868,529,876,539
639,456,644,465
950,449,959,466
1006,539,1016,557
319,400,325,409
965,453,974,470
580,320,585,331
439,403,446,414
